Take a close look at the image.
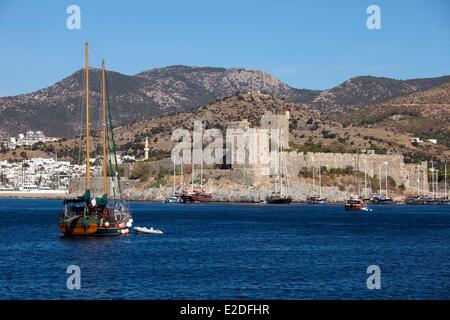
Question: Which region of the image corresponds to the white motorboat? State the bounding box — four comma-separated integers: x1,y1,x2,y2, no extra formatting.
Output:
134,226,164,235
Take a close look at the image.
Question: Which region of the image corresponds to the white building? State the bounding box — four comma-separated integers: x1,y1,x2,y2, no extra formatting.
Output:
0,130,59,150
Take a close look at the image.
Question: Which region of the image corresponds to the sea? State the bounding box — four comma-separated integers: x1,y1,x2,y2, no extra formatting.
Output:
0,199,449,300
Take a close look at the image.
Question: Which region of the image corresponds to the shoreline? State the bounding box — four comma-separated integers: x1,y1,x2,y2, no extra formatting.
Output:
0,192,69,200
0,194,411,205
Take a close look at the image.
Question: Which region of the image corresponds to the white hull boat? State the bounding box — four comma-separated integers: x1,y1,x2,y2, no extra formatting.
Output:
134,226,164,235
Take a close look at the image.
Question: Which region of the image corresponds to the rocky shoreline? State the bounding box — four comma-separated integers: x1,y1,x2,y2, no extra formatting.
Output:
0,180,406,203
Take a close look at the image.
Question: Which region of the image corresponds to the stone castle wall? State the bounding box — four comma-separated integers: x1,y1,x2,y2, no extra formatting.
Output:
259,151,428,192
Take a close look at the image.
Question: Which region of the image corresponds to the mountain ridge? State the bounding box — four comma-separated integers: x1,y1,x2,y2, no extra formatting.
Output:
0,65,449,138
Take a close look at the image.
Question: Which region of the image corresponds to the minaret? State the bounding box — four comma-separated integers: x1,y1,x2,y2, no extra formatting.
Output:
144,137,149,160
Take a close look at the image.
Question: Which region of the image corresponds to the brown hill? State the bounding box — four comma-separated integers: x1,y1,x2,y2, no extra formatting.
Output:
1,63,449,139
51,92,446,164
339,82,450,149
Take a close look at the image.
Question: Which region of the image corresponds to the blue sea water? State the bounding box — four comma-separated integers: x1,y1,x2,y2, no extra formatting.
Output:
0,199,449,300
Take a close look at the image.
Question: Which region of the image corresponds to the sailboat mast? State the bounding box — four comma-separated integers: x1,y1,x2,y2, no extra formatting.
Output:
279,142,285,195
191,146,194,191
319,164,322,197
85,42,91,191
102,60,108,195
180,159,183,188
445,163,448,198
364,159,367,197
173,161,176,191
424,163,427,196
417,165,420,196
436,169,439,197
312,166,315,195
379,164,382,195
385,162,388,197
431,161,434,198
200,144,203,188
356,153,360,195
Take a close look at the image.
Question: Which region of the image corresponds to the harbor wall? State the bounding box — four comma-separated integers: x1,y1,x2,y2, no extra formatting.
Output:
279,152,427,192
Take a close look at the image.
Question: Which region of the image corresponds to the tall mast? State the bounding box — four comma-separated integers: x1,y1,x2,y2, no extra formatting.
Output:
445,162,447,198
379,164,382,195
180,159,183,188
423,163,427,196
417,165,420,196
356,153,360,195
191,146,194,191
200,141,203,188
312,166,315,195
436,169,439,197
319,164,322,198
173,161,176,192
280,145,284,196
431,161,434,198
102,60,108,195
385,162,388,197
364,159,367,197
85,42,91,191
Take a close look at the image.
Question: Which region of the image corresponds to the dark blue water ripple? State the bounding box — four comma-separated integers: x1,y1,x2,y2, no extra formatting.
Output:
0,199,449,299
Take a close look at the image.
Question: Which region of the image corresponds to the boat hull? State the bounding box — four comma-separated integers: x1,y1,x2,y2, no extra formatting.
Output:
59,217,99,236
266,196,292,204
344,205,365,211
307,197,327,204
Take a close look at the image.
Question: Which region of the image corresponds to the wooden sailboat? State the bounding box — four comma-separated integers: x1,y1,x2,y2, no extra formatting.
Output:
59,43,133,236
344,153,367,211
179,137,212,203
179,168,212,203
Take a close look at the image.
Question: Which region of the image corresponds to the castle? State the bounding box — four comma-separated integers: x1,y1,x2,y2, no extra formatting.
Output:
226,110,428,193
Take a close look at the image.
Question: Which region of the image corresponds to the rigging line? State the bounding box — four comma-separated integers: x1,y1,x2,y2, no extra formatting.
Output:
105,74,123,199
86,43,103,67
78,68,85,166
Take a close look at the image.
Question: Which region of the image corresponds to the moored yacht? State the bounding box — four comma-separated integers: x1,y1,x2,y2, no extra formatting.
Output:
344,194,367,211
59,43,132,236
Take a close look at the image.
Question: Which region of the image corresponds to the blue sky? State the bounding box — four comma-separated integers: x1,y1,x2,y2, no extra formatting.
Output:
0,0,449,96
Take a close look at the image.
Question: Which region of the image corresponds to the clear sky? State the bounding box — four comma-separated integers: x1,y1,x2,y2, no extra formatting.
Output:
0,0,449,96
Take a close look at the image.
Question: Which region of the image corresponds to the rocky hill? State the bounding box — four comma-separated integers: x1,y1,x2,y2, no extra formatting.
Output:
51,92,446,164
0,66,315,138
311,75,450,113
1,64,449,139
339,82,450,148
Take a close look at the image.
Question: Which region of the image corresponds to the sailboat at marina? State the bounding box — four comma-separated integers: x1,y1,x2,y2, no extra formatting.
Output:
167,161,181,203
344,153,367,211
307,165,327,204
266,144,292,204
179,145,212,203
370,162,393,204
59,43,133,236
404,163,427,205
423,162,440,205
438,163,449,205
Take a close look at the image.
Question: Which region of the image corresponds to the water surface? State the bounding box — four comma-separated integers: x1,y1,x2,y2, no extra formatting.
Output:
0,199,449,299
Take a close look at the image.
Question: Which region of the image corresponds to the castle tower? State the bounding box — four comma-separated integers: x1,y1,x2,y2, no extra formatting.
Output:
260,110,290,148
144,137,149,160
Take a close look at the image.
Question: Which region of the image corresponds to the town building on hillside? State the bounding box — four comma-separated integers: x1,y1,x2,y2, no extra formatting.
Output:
0,130,59,150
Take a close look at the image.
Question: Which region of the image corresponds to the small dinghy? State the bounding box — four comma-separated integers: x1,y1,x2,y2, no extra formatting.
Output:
134,226,164,235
